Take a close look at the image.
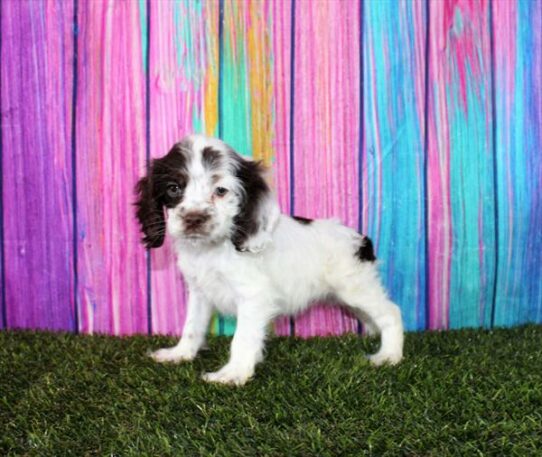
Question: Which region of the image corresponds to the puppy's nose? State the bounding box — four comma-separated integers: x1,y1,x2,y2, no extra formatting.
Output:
183,211,210,227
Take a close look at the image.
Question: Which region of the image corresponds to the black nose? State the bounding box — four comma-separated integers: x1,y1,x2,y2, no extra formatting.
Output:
183,212,210,228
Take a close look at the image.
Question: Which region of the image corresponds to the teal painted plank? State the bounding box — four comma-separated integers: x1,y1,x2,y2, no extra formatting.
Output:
493,0,542,326
427,0,496,329
363,0,427,331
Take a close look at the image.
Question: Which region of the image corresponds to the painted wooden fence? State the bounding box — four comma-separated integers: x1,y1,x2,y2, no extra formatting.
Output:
0,0,540,336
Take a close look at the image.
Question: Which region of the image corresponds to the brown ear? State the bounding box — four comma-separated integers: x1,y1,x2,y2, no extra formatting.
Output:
230,155,279,252
134,174,166,248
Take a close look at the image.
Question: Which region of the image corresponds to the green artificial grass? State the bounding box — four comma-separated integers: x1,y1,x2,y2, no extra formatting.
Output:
1,326,542,456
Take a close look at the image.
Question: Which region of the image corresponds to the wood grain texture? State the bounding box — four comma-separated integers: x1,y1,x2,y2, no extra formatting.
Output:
148,0,219,336
427,0,496,330
220,0,274,162
493,0,542,326
363,0,427,331
1,0,75,330
1,0,541,336
0,1,2,329
292,0,361,337
76,0,148,334
215,0,275,335
270,0,292,337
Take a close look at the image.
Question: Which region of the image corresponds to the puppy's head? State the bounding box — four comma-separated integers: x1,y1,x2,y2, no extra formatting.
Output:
135,134,271,250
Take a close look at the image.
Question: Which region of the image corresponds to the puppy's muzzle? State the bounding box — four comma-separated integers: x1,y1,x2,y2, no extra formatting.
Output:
182,211,211,234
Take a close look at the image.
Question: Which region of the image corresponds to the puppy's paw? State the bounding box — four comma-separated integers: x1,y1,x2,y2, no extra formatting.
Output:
239,231,272,254
148,347,195,364
202,365,253,386
367,351,403,366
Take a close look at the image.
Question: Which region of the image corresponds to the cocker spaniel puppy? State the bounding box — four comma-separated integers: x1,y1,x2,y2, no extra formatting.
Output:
135,134,403,386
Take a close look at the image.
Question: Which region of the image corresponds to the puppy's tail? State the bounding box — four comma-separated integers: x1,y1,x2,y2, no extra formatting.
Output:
355,235,376,263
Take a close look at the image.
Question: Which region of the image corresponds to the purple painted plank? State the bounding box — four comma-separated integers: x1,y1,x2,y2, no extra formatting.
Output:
0,1,3,329
1,0,75,330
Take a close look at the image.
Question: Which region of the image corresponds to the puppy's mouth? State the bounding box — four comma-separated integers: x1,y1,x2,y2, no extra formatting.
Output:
181,222,217,240
182,229,209,239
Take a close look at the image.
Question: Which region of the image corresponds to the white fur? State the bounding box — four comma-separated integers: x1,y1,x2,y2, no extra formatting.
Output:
149,135,404,386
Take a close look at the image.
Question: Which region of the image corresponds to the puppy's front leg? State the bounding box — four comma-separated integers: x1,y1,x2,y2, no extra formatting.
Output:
203,305,270,386
150,288,212,363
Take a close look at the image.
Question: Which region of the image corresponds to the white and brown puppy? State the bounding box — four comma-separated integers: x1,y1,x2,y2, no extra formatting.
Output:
135,134,403,386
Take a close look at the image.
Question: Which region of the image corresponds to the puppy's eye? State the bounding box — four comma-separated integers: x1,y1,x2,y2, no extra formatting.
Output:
214,187,228,197
166,183,182,198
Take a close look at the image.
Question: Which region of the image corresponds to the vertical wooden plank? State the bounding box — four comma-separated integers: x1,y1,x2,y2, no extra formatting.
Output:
427,0,495,329
76,0,148,335
1,0,75,330
493,0,542,326
220,0,250,157
216,0,275,336
148,0,219,335
0,0,4,330
292,0,361,337
270,0,292,336
247,1,274,166
363,0,427,331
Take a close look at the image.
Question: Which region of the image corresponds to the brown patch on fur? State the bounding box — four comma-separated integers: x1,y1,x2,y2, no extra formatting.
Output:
229,152,270,251
202,146,222,170
292,216,313,225
211,174,223,184
355,236,376,262
134,142,191,248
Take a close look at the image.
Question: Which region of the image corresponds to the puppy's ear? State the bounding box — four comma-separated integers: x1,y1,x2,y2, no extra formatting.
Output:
135,172,166,248
231,156,280,253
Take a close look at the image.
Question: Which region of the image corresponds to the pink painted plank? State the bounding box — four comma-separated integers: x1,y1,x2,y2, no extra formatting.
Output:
1,0,75,330
426,0,458,330
76,0,148,335
270,0,293,336
148,0,219,335
292,0,361,337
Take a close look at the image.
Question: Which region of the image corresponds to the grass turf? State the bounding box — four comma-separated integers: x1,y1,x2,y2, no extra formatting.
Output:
1,326,541,456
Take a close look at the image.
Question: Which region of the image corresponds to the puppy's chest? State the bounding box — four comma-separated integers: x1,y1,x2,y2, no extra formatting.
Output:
180,258,239,315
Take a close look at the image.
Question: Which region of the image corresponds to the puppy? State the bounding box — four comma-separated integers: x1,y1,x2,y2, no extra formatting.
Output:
135,134,403,385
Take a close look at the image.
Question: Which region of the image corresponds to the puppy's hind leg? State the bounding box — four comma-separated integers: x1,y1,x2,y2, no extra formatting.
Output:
337,267,404,366
346,307,379,336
